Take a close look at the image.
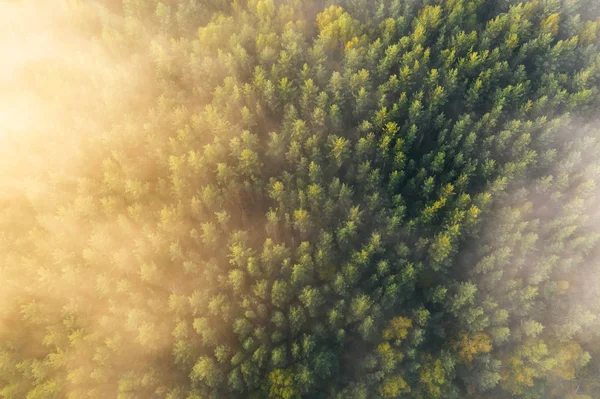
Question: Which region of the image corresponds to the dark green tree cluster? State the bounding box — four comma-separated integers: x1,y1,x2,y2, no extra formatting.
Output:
2,0,600,398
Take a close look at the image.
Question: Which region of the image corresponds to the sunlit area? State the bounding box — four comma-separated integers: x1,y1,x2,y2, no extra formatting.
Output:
1,0,600,398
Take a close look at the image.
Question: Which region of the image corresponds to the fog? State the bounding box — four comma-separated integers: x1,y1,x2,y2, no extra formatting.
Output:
0,2,177,397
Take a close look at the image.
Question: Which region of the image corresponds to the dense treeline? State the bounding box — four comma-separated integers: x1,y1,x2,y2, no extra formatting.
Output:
2,0,600,398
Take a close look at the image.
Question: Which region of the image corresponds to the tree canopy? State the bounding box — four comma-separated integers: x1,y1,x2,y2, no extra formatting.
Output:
2,0,600,398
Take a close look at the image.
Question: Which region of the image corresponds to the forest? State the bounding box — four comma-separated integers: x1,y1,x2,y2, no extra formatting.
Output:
1,0,600,398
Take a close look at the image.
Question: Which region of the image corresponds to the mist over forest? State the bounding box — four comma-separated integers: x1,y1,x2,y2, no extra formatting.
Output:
2,0,600,398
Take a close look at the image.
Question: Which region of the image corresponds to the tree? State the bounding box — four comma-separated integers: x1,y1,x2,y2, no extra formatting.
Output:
190,357,224,388
267,369,299,399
